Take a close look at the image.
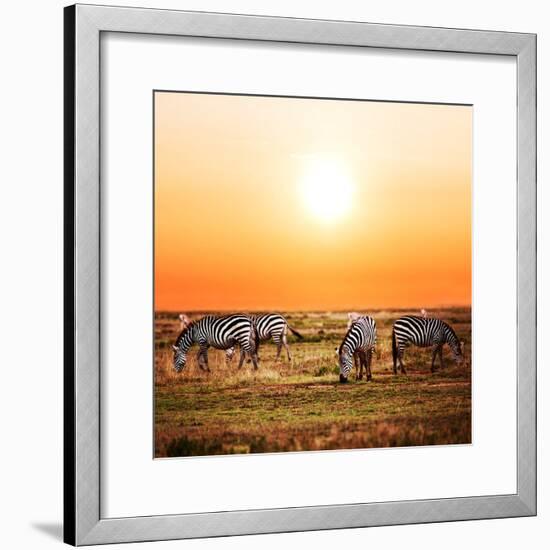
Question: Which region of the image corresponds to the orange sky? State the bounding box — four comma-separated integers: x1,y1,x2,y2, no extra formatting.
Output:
155,92,471,311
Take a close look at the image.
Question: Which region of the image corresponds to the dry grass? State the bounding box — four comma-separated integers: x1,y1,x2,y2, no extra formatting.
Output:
155,308,471,457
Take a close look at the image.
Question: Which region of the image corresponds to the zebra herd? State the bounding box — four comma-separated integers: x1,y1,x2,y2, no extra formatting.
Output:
172,312,465,383
172,313,303,373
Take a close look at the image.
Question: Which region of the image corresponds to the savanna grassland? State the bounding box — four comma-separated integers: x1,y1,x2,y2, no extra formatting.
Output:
154,308,471,458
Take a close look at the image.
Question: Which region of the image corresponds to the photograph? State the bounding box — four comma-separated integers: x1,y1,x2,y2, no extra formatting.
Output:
154,91,472,458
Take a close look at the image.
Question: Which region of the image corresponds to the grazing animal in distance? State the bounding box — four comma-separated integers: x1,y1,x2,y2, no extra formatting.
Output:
226,313,303,363
345,312,374,370
392,316,464,375
338,315,377,383
172,314,258,373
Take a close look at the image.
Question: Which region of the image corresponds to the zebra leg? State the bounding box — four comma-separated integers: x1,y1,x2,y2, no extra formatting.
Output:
249,346,259,370
225,346,235,364
274,335,283,360
366,349,373,381
439,345,444,369
237,347,246,369
431,346,439,373
355,353,362,380
241,336,259,370
246,342,253,364
197,347,210,372
282,333,292,361
252,336,260,363
392,331,398,375
398,347,407,375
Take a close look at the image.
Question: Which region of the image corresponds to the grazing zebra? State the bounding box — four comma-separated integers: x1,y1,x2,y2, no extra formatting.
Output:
172,314,258,373
226,313,303,362
338,315,377,383
391,316,464,375
345,312,377,371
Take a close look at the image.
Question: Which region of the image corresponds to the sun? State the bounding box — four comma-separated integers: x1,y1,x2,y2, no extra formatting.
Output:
300,157,354,222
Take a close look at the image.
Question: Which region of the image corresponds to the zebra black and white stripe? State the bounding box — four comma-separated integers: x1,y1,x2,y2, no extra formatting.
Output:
346,312,378,372
226,313,303,362
172,314,258,373
391,316,464,374
337,315,377,383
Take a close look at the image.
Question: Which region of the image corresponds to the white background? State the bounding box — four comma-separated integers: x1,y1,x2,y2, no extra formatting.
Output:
102,34,517,517
0,0,547,548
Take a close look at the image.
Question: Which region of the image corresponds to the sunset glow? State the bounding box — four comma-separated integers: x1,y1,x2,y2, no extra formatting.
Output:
154,92,471,312
300,157,355,223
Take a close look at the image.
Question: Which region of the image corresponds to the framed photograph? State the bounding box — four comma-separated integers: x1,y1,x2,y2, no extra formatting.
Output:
64,3,536,545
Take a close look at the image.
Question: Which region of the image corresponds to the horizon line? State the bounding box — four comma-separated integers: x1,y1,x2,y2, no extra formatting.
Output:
155,304,472,313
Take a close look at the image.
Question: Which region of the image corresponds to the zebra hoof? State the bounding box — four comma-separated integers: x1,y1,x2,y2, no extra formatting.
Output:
367,375,372,382
339,374,348,384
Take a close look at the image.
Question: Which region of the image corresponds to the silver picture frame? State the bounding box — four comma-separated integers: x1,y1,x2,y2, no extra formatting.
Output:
64,3,537,545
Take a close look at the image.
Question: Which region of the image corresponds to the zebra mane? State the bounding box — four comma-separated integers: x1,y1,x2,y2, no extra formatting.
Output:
337,340,346,355
338,324,357,355
175,321,196,347
443,321,459,344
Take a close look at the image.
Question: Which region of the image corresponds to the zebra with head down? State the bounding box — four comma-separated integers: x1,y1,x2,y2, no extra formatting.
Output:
338,315,377,383
172,314,258,373
391,315,464,374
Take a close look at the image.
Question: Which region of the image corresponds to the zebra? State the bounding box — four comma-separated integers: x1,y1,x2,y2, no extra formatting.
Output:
345,312,378,371
226,313,303,363
172,314,258,373
391,315,464,375
337,315,377,383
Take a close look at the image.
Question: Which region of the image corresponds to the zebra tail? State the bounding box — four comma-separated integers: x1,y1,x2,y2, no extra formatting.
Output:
392,328,397,370
288,325,304,340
